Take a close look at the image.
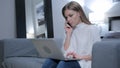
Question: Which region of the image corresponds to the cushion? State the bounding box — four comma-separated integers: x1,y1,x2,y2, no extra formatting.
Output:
1,39,39,58
2,57,45,68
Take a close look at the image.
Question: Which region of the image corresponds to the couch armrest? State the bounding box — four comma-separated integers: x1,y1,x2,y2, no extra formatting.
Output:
92,40,120,68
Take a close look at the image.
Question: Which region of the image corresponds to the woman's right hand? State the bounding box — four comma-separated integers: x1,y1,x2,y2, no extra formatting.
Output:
64,23,73,36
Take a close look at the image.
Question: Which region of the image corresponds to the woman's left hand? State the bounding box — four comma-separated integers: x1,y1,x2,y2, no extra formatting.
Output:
66,52,81,59
66,52,91,61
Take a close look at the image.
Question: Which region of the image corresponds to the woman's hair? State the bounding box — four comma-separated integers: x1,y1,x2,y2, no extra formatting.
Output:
62,1,91,24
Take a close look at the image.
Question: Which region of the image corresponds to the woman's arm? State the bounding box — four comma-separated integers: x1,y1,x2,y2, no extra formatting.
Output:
64,35,71,50
64,23,73,50
80,55,92,61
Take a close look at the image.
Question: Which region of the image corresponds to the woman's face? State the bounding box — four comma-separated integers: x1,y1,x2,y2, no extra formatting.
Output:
64,9,81,27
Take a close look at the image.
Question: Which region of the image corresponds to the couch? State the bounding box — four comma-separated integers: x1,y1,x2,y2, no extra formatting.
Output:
0,39,46,68
0,32,120,68
92,31,120,68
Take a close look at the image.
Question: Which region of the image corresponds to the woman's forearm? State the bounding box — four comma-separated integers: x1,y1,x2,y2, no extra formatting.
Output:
64,35,71,50
80,55,92,61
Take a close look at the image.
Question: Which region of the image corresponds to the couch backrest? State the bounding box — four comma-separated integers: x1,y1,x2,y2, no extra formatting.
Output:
0,39,38,58
103,32,120,39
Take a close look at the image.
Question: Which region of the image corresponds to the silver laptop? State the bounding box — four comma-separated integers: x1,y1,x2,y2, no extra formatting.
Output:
31,38,80,61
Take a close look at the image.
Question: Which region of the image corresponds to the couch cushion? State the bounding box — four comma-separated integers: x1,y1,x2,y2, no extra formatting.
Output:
2,57,45,68
1,39,38,58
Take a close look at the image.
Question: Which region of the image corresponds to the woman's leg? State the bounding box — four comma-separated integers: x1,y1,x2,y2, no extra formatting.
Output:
42,59,60,68
57,60,81,68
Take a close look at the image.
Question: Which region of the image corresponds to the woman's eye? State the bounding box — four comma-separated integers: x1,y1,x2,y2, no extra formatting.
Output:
69,14,73,17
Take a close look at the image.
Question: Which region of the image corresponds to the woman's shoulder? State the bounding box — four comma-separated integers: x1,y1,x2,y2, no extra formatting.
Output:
77,23,99,31
88,24,99,30
82,24,99,34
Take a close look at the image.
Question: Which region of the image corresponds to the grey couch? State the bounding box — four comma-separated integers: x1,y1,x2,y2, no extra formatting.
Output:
0,39,46,68
92,39,120,68
0,35,120,68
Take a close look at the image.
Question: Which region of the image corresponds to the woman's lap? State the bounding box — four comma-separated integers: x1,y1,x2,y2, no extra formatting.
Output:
42,59,81,68
57,60,80,68
42,59,59,68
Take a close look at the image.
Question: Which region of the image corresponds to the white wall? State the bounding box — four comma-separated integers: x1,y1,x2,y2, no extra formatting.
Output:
106,2,120,17
0,0,15,40
52,0,69,39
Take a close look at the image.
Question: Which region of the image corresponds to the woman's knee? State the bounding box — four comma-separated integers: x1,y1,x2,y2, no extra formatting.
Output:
57,61,66,68
42,59,59,68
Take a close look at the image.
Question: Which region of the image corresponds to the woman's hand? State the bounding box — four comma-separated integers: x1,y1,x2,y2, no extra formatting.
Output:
64,23,73,36
66,52,92,61
66,51,81,59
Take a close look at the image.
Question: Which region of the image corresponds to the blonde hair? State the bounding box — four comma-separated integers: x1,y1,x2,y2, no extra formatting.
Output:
62,1,91,24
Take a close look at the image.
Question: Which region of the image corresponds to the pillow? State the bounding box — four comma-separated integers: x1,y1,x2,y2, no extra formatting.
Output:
2,39,39,58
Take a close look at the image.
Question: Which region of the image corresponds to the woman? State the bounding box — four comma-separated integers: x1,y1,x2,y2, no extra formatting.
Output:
42,1,101,68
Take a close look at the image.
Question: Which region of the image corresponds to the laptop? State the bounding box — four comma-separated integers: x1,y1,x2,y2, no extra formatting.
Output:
31,38,80,61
